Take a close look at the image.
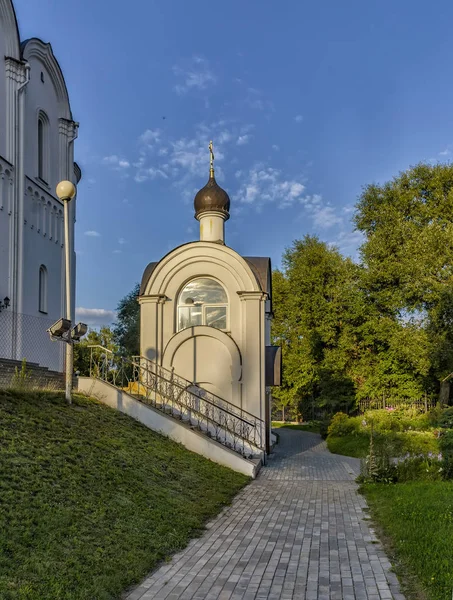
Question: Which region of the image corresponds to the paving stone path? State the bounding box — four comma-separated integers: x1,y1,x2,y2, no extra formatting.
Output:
126,429,404,600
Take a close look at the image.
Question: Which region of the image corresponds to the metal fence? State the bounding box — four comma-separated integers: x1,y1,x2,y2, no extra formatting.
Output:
357,397,437,414
0,309,64,374
87,346,265,457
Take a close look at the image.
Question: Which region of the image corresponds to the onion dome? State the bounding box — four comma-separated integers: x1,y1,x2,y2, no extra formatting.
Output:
194,141,230,221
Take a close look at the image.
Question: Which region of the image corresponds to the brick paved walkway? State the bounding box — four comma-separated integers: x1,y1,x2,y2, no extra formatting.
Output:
126,429,404,600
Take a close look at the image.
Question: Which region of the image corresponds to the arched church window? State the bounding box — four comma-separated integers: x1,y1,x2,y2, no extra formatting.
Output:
39,265,48,313
177,278,228,332
38,111,50,183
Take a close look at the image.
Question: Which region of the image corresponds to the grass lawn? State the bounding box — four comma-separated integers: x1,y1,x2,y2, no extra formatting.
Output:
362,482,453,600
0,389,248,600
272,421,320,433
327,434,370,457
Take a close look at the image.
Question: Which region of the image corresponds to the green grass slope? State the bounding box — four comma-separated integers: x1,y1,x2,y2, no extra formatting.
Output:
362,482,453,600
0,389,248,600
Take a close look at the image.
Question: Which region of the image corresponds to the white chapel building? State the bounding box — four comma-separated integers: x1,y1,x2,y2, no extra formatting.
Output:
0,0,80,372
139,147,279,451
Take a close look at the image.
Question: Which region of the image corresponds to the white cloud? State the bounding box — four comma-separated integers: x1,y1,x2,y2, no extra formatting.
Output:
235,165,305,209
102,155,130,169
113,249,122,254
75,307,116,327
118,237,126,245
173,56,216,94
272,144,280,151
139,129,161,147
311,205,343,229
84,230,101,237
237,135,252,146
294,115,304,123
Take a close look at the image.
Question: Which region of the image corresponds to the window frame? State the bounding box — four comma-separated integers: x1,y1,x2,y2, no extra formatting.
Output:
39,264,48,314
37,111,50,184
177,277,229,332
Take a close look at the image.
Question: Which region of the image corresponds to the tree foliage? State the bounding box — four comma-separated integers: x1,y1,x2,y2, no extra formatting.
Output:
112,283,140,357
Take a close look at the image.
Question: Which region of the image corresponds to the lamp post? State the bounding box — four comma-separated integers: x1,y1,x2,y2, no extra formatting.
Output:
56,180,77,404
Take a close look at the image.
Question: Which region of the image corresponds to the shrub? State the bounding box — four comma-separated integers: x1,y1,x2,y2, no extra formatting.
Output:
438,408,453,430
319,418,331,439
11,359,30,390
395,455,443,482
363,407,431,433
327,412,360,437
398,431,439,456
439,429,453,459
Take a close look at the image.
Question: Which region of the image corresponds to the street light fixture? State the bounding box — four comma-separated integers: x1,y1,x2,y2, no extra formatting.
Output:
56,180,77,404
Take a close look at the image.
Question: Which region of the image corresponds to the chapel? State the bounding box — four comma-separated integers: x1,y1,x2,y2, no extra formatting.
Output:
139,143,280,452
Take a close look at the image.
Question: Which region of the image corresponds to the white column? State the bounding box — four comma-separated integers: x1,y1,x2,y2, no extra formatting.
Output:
237,291,267,422
198,211,226,243
139,295,166,364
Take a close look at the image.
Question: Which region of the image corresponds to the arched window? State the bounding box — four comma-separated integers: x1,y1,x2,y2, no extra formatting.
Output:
177,278,228,332
39,265,48,313
37,111,49,183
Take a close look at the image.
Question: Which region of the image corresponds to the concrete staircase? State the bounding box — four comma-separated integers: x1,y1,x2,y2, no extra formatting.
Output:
78,347,266,477
0,358,69,390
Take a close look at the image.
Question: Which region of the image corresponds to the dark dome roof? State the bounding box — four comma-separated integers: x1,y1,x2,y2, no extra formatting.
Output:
194,175,230,221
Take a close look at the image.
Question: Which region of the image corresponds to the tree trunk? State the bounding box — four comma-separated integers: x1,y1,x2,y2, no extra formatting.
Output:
282,404,285,422
439,380,450,406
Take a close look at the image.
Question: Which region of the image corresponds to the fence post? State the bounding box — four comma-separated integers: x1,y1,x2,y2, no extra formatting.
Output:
424,393,428,413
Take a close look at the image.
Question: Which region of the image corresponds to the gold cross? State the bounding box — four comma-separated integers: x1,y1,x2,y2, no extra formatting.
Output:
209,140,214,176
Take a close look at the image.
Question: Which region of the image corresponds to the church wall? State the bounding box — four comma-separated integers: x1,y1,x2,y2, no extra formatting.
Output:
22,55,63,192
140,243,268,418
0,159,14,300
0,5,78,372
0,25,7,159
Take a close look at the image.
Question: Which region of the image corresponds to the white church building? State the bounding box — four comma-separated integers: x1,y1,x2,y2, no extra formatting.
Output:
0,0,80,373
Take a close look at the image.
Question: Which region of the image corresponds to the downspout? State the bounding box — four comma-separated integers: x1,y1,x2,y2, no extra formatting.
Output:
12,62,30,358
16,62,30,314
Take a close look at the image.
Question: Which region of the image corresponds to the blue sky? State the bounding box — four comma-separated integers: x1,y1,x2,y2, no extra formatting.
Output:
14,0,453,327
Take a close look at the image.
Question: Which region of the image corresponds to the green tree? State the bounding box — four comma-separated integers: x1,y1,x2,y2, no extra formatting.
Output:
355,162,453,400
272,236,362,416
73,327,118,376
113,283,140,357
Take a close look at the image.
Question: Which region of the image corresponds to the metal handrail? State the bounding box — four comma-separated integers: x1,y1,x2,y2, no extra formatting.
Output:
133,355,264,427
88,346,265,456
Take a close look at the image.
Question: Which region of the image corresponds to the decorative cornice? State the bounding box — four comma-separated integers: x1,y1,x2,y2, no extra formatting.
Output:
237,291,268,302
5,57,26,84
58,118,77,137
138,294,167,305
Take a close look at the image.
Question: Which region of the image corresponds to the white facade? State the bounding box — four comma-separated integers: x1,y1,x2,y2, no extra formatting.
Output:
0,0,80,371
139,165,274,446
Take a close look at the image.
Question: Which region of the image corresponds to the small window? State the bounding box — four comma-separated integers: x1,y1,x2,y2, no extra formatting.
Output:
177,278,228,332
37,111,49,183
39,265,48,313
40,71,44,83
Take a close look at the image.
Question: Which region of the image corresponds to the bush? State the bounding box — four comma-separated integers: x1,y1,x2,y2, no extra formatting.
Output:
327,412,360,437
319,418,331,439
439,429,453,459
395,456,443,482
438,408,453,430
363,407,431,433
399,431,439,456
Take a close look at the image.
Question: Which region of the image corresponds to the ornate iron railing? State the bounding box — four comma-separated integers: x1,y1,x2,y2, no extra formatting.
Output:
88,346,265,458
